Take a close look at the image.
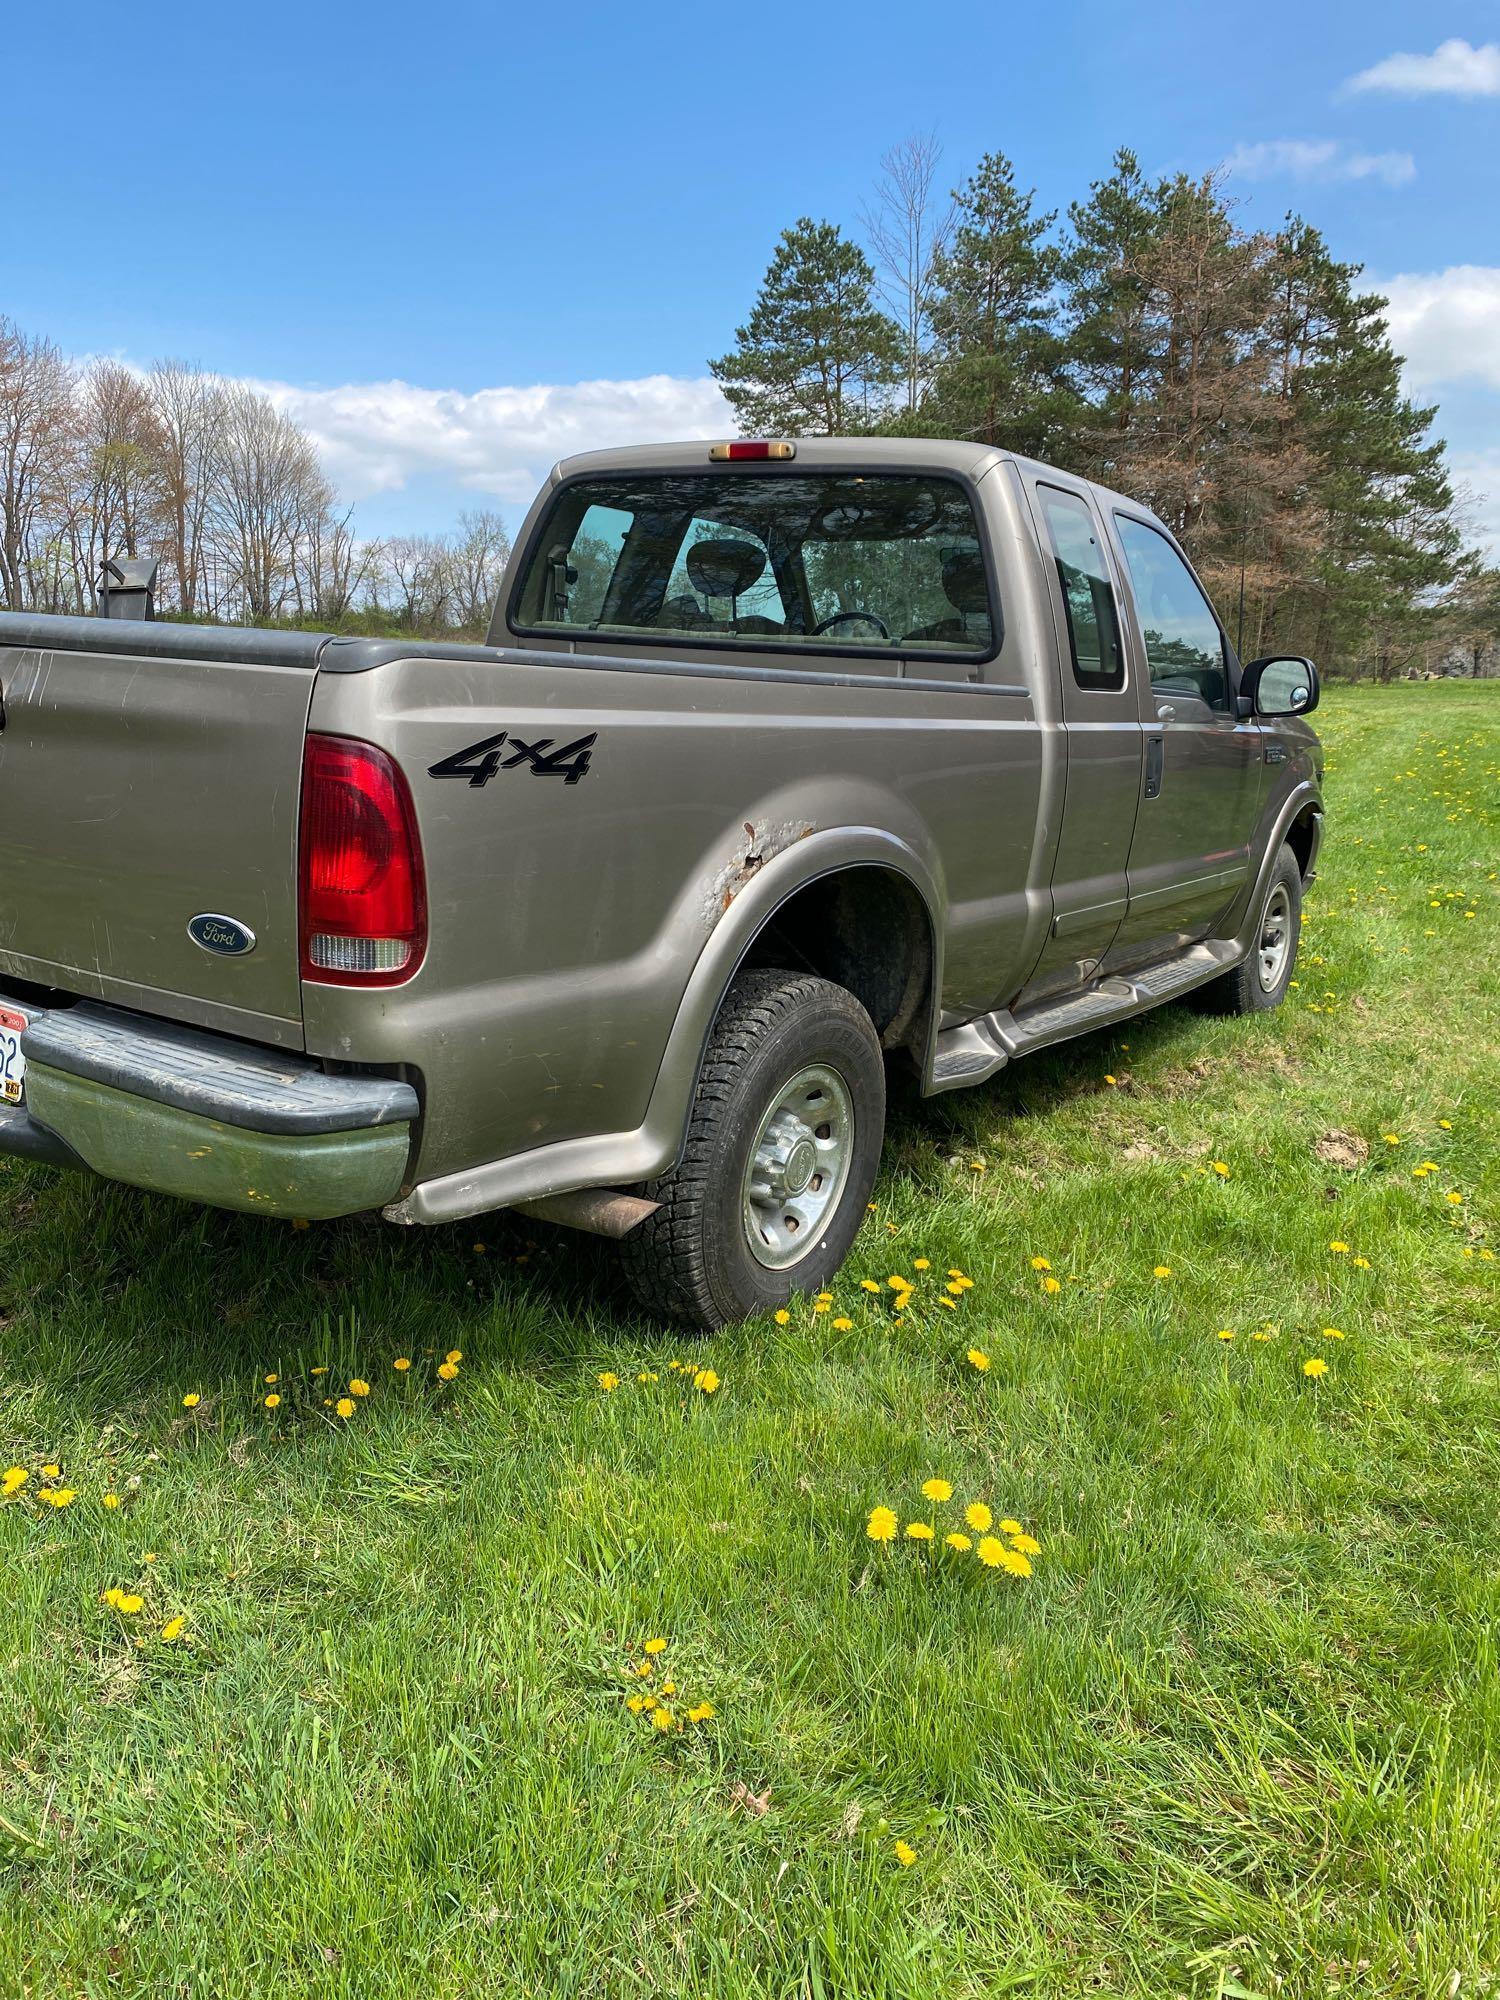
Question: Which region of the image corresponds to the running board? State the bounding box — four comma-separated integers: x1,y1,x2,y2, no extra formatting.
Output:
928,941,1238,1093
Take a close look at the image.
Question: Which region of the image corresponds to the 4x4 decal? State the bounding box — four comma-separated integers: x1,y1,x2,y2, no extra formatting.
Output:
428,729,597,788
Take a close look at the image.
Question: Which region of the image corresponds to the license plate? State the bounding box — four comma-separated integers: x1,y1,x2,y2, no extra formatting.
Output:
0,1006,28,1105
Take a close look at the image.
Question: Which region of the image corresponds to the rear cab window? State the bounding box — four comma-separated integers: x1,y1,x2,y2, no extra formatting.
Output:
508,471,1000,666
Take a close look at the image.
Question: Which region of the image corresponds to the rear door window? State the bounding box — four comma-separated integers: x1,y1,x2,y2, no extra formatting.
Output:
1037,486,1126,691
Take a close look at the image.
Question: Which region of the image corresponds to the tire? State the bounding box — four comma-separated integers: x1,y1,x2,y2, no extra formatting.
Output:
1194,842,1303,1015
621,969,886,1329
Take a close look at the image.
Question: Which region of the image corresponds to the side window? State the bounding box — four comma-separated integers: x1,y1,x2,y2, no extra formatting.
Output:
1037,486,1125,691
1114,516,1228,712
538,502,633,628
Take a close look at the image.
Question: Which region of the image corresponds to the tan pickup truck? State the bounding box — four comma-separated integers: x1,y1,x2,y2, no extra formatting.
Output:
0,437,1323,1326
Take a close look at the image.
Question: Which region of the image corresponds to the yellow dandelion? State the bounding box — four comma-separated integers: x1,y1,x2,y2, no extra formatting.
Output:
181,1394,200,1409
311,1365,329,1376
965,1502,993,1533
393,1357,411,1371
114,1593,144,1615
1030,1255,1051,1272
262,1391,282,1409
1153,1265,1173,1280
944,1532,972,1552
1211,1160,1230,1177
1439,1118,1453,1130
263,1373,278,1385
1328,1240,1349,1254
1041,1275,1061,1295
860,1278,882,1293
773,1309,790,1326
693,1369,720,1394
335,1397,355,1418
996,1546,1032,1577
998,1518,1023,1535
913,1258,930,1272
866,1505,898,1544
894,1839,917,1867
1322,1327,1345,1341
160,1617,185,1642
975,1535,1007,1567
1217,1328,1235,1342
597,1372,620,1391
2,1467,28,1495
905,1521,934,1541
1446,1191,1463,1205
445,1350,463,1365
42,1488,76,1508
833,1316,853,1331
101,1492,121,1509
437,1360,459,1381
626,1693,648,1714
633,1660,653,1678
1302,1357,1328,1378
644,1636,668,1656
687,1701,715,1723
1103,1073,1118,1086
1009,1532,1041,1557
966,1349,990,1371
937,1296,957,1311
40,1464,60,1479
1353,1256,1372,1269
1383,1133,1400,1145
650,1708,673,1732
921,1478,953,1503
813,1300,830,1314
888,1276,910,1293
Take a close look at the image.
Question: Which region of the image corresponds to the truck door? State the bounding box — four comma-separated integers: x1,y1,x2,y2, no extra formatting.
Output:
1104,511,1263,969
1016,477,1143,1002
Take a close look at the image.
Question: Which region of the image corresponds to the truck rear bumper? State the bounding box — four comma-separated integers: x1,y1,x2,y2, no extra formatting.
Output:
4,999,419,1221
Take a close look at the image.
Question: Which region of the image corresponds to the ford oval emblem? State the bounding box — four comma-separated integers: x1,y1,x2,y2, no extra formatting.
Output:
188,913,257,957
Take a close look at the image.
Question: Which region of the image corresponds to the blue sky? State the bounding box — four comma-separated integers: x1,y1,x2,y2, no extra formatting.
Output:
4,0,1497,545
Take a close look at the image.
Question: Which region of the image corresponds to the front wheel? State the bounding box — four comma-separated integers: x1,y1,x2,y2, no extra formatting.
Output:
1194,842,1303,1015
621,970,886,1329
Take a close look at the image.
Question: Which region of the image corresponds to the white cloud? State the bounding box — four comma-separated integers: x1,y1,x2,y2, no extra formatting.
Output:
1380,265,1500,391
1346,37,1500,97
1224,138,1415,187
244,371,734,504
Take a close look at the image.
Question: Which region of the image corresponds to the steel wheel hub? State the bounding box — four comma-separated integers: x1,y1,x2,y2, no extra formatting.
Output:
742,1063,854,1270
1259,883,1292,991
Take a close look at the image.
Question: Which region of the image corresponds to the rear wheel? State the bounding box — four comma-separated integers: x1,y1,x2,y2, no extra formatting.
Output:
621,970,885,1329
1194,842,1303,1015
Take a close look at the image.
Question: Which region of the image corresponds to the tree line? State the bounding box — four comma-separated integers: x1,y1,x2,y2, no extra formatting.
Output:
0,330,509,633
711,140,1500,679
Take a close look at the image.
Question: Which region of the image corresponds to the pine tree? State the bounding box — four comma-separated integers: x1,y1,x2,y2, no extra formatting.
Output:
1058,147,1163,470
710,219,902,436
1256,219,1465,671
923,152,1069,456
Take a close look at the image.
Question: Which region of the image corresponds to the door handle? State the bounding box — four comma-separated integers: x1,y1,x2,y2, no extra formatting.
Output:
1144,736,1164,799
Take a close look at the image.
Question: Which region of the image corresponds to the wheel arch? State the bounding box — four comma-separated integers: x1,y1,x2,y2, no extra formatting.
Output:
645,831,944,1176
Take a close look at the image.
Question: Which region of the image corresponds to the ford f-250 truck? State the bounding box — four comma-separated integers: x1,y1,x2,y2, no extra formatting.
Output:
0,438,1323,1328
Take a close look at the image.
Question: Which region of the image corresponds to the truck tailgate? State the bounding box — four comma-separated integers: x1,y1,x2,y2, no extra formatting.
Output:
0,626,315,1045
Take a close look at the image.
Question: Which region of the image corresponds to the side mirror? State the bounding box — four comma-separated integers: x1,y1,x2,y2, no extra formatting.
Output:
1242,655,1319,719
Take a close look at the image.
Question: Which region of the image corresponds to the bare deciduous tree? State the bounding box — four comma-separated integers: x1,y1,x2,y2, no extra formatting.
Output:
860,133,954,415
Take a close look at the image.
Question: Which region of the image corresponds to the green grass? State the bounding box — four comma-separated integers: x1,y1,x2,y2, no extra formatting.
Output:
1,682,1496,1999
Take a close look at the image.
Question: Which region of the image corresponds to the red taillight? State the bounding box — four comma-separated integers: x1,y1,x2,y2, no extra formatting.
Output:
299,734,427,986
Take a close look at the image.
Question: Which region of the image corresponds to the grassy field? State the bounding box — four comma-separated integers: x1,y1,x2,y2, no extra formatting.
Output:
1,681,1495,1999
